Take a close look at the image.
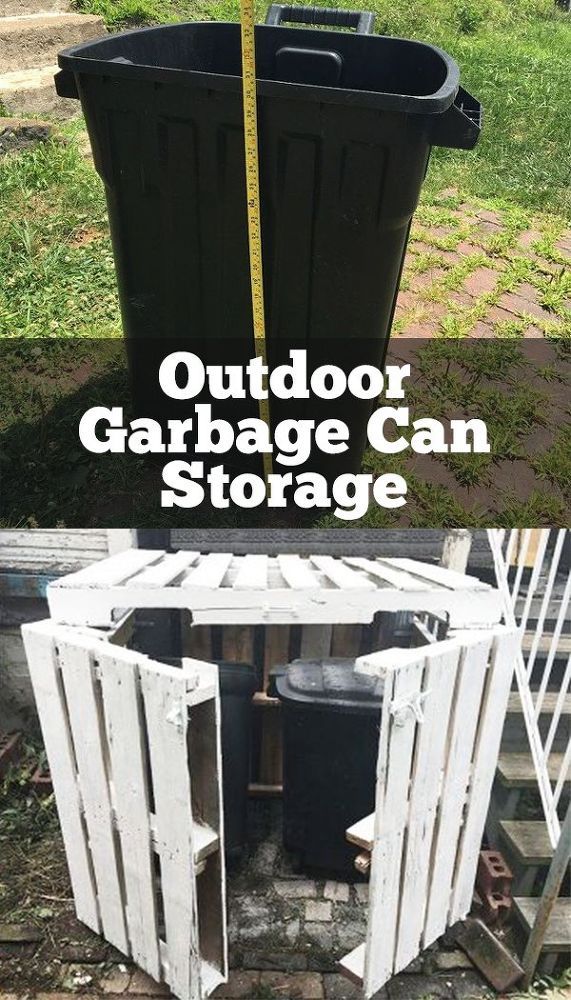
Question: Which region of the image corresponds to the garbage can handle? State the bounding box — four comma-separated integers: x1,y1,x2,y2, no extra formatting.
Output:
54,69,79,100
429,86,483,150
266,4,376,34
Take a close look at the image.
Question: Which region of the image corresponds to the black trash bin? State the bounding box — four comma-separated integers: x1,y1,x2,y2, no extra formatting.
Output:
275,657,383,876
217,661,258,858
55,8,481,477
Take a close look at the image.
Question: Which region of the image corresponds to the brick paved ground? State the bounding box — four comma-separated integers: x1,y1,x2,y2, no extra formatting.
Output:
1,799,532,1000
394,190,570,340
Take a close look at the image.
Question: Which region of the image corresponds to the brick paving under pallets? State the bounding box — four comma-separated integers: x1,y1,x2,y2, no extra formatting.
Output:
0,799,496,1000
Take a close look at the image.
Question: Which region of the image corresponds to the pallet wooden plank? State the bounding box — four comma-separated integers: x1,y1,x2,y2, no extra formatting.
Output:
423,636,491,945
52,549,164,588
330,624,363,658
310,555,376,591
450,628,519,923
276,554,319,590
221,626,254,664
131,552,200,588
97,646,161,978
233,555,268,591
299,625,333,658
346,813,374,852
181,554,233,590
139,660,201,1000
386,558,488,591
338,943,365,986
20,623,100,932
58,637,129,955
263,625,290,686
395,643,460,972
185,625,214,662
364,660,423,995
343,557,432,592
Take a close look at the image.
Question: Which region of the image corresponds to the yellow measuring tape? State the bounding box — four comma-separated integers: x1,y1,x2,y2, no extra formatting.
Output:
239,0,273,482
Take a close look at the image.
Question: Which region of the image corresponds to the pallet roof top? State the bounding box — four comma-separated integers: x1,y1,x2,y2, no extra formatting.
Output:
47,550,502,628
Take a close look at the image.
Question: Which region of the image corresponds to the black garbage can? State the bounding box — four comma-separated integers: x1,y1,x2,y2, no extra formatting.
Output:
275,657,383,876
217,661,258,857
55,7,481,477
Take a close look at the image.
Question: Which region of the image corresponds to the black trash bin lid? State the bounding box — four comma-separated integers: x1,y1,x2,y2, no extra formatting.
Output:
58,21,461,115
276,657,383,714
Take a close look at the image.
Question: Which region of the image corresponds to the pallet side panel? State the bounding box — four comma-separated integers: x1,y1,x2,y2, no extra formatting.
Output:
21,623,100,932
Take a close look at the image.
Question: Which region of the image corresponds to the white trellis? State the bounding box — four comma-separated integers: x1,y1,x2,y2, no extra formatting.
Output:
339,627,519,998
488,529,570,846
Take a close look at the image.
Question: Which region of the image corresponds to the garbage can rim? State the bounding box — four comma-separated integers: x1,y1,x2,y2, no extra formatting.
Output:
58,21,461,116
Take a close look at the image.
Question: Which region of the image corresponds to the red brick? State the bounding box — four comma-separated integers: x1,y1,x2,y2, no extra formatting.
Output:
409,268,444,292
496,291,549,320
486,305,520,327
463,267,499,297
477,208,502,226
469,321,494,339
517,229,542,250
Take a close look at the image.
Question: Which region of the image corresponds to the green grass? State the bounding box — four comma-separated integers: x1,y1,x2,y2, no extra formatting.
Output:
67,0,571,215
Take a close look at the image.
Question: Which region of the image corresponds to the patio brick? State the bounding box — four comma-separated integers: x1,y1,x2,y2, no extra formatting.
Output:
305,901,333,922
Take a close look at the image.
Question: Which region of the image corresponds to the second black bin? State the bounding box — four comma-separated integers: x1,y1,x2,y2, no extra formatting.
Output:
276,657,383,876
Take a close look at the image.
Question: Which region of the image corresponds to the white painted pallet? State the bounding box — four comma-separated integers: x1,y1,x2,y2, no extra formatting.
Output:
21,620,227,1000
340,626,519,999
47,551,501,629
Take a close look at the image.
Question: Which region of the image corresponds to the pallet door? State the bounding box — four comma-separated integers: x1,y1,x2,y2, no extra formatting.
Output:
21,620,227,1000
341,626,519,998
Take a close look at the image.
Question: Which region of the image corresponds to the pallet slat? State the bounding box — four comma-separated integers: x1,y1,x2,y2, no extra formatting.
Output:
58,638,129,954
21,623,100,933
140,662,201,1000
98,646,161,978
52,549,164,588
132,552,200,588
310,555,376,591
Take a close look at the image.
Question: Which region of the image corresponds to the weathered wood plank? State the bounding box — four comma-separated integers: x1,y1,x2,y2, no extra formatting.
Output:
181,554,233,590
423,636,490,944
310,555,376,591
140,661,201,1000
58,637,129,954
21,623,100,932
131,552,200,588
52,549,163,588
395,643,460,972
98,647,161,978
450,629,519,923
